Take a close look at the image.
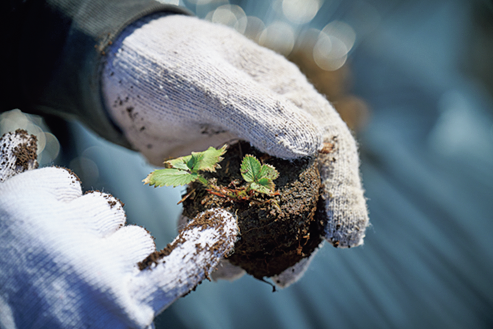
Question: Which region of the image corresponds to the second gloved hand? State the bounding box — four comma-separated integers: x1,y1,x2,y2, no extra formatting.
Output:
0,131,238,329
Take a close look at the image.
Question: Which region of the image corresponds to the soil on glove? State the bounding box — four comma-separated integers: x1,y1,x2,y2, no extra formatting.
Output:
182,141,324,279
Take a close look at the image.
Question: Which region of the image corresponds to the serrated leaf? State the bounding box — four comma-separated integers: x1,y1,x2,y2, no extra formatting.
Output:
241,155,261,182
192,145,227,172
187,153,204,172
163,145,226,173
250,179,274,195
258,177,275,188
143,168,199,187
259,164,279,180
258,177,276,190
164,155,192,170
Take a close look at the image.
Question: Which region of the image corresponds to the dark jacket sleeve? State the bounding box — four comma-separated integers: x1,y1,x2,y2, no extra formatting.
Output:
1,0,191,148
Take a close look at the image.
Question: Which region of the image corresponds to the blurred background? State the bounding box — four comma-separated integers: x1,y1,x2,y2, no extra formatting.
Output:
2,0,493,328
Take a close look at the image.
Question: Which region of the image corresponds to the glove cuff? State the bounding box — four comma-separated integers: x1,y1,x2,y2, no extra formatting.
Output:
6,0,191,149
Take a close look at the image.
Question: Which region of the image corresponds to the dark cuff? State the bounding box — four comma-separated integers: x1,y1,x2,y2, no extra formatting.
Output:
9,0,192,148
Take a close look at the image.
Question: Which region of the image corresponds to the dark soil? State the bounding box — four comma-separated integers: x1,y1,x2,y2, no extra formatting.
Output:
12,130,38,171
138,209,231,275
0,129,38,171
182,141,324,279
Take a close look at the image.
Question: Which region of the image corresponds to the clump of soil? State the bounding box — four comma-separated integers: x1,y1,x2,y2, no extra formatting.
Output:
182,141,324,279
1,129,38,182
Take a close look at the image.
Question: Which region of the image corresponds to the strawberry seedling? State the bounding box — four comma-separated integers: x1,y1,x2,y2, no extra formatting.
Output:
180,141,323,280
144,145,280,203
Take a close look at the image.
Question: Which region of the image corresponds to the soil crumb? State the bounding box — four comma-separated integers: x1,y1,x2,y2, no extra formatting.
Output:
11,130,38,171
138,209,231,272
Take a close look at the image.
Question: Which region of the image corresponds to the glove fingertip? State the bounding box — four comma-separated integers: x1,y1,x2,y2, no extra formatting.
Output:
2,166,83,202
272,248,319,288
131,209,238,314
75,191,126,237
0,130,38,182
269,128,321,159
110,225,156,266
242,111,322,160
321,197,369,249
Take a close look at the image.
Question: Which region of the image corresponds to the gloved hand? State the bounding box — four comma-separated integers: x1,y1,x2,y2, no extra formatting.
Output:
102,14,369,285
0,131,238,329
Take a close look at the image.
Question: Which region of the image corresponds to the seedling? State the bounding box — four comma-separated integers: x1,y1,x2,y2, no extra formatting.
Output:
143,146,226,188
144,146,280,203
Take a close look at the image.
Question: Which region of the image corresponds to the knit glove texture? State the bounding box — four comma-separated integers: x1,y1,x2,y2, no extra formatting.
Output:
0,131,238,329
102,14,369,285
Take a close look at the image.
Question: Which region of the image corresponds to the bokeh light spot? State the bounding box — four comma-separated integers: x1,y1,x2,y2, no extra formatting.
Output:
322,21,356,52
313,33,348,71
282,0,321,24
258,21,295,56
206,5,247,34
238,16,265,42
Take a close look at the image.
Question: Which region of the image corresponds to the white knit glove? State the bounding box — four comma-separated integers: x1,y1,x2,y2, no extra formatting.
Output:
102,14,369,285
0,131,238,329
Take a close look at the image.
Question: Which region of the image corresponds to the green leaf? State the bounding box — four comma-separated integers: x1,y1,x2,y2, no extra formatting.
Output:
241,155,279,195
143,168,199,187
250,179,274,195
163,145,226,173
192,145,227,172
241,155,261,183
187,153,204,172
164,156,192,171
259,164,279,180
257,177,275,189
